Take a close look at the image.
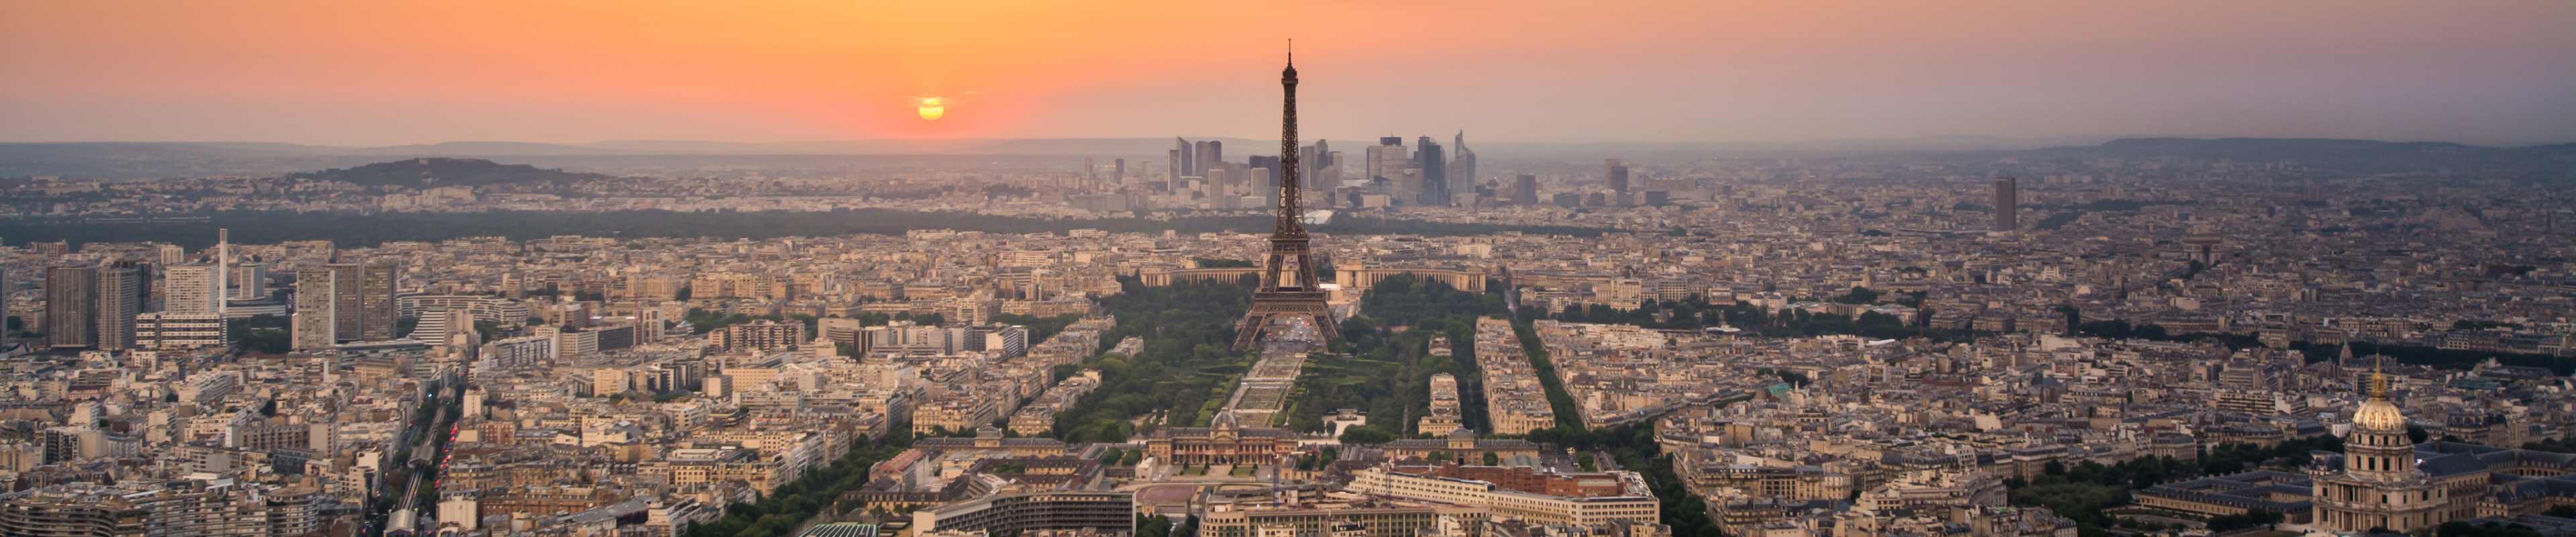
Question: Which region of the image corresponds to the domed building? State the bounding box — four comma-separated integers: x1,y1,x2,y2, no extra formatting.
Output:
2310,367,2451,533
1142,410,1297,467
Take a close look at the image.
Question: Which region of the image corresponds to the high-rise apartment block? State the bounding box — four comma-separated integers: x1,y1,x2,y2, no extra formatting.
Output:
95,261,146,351
325,264,361,340
1606,159,1631,205
233,262,268,300
291,268,338,350
162,264,221,315
358,263,398,340
1994,176,2019,232
45,265,96,349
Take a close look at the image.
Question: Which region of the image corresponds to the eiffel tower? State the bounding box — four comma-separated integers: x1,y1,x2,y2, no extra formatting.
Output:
1233,42,1341,351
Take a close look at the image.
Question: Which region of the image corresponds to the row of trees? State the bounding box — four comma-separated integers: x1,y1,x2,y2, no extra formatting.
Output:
1094,447,1145,467
2523,432,2576,454
682,309,800,335
1536,423,1725,537
2438,520,2561,537
1543,294,1976,344
1508,313,1589,430
2289,340,2574,375
2068,318,2573,375
848,311,945,328
2207,509,2286,532
2025,199,2196,231
1565,291,2568,377
1499,313,1722,537
679,430,918,537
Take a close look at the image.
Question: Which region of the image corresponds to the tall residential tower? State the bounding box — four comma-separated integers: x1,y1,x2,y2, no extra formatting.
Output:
94,261,145,351
1994,177,2019,232
44,265,96,349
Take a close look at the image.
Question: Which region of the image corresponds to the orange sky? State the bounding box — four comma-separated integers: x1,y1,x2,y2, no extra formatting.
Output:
5,1,2573,144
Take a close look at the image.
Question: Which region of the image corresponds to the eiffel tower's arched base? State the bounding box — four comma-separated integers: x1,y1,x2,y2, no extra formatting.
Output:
1232,291,1340,351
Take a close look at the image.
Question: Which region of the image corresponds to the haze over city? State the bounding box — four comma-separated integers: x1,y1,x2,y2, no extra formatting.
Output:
6,0,2575,145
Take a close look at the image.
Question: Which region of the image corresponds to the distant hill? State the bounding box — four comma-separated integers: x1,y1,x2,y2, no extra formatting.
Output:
2012,137,2576,177
2094,137,2479,160
347,141,628,156
289,158,613,188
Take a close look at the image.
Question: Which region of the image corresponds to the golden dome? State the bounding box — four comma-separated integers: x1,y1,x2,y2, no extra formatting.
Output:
2353,398,2406,431
2350,364,2406,431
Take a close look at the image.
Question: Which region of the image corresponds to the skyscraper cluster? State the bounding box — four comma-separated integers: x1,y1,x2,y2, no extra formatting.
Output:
1140,132,1481,211
1116,58,1520,213
1314,133,1477,208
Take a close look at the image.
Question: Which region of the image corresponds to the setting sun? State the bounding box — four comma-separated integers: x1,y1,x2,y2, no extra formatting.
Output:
916,97,945,121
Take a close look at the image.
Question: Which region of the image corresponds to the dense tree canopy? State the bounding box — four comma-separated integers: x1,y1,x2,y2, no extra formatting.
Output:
1050,277,1256,442
991,313,1081,343
2002,435,2343,536
1285,275,1507,434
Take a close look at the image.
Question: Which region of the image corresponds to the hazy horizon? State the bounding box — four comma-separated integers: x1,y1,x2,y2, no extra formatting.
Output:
6,1,2574,146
